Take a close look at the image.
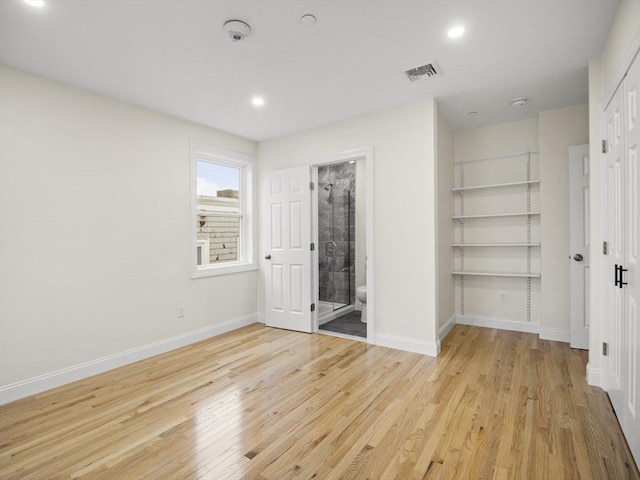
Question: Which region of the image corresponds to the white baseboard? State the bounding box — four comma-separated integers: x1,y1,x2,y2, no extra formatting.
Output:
0,313,259,405
456,314,540,334
456,315,571,344
586,362,602,388
375,333,440,357
438,315,456,341
539,327,570,343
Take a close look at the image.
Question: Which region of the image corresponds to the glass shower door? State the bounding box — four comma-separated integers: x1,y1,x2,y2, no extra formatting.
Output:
325,189,350,312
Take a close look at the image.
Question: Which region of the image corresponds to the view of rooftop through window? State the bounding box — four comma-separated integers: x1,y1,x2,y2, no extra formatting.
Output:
196,161,241,266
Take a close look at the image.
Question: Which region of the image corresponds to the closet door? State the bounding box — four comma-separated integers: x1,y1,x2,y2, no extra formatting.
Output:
622,52,639,463
604,84,625,417
604,52,640,466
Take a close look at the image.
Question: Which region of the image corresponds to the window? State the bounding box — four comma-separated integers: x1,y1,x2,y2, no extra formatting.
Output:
191,142,256,277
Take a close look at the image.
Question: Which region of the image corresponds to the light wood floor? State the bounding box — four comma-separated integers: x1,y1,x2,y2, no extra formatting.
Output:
1,324,638,479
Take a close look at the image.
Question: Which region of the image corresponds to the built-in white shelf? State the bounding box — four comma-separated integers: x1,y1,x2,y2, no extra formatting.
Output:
453,151,540,324
451,243,540,247
452,180,540,192
452,212,540,220
452,271,541,278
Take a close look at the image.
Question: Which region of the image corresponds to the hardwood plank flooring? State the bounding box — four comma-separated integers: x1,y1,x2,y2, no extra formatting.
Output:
0,324,638,479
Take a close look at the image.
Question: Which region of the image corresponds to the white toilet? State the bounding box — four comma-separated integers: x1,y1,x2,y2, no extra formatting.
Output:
356,285,367,323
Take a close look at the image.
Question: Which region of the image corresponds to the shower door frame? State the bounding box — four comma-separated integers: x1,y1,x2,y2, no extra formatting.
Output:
318,179,353,317
311,147,375,344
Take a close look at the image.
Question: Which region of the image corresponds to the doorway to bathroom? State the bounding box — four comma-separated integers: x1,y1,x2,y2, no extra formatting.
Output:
313,155,368,340
262,147,373,341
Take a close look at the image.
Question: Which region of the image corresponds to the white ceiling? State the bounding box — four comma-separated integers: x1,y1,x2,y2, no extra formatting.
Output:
0,0,619,141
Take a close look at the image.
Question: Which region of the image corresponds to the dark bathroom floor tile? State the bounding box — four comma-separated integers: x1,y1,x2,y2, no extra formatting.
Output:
319,310,366,338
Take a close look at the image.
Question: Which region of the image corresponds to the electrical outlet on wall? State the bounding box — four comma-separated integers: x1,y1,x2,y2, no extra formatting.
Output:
499,292,508,303
177,305,185,318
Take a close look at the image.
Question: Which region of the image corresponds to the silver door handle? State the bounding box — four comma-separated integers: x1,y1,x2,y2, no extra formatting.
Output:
573,253,583,262
265,254,271,260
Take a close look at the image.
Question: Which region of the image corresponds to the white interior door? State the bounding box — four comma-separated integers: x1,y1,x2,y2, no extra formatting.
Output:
602,52,640,467
569,144,590,349
604,83,625,416
264,166,313,333
621,51,639,464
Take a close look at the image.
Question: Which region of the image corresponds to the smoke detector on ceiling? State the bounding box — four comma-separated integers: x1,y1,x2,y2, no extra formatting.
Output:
224,20,251,42
511,97,528,107
405,61,441,82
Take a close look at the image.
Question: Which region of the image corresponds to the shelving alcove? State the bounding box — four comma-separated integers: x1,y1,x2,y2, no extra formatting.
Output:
452,151,540,323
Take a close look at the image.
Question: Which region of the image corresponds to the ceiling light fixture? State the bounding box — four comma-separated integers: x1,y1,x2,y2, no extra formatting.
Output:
301,14,316,25
23,0,45,7
447,25,465,38
252,97,265,107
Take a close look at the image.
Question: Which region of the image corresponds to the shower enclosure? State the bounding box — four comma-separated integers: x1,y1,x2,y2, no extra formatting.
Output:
318,162,356,321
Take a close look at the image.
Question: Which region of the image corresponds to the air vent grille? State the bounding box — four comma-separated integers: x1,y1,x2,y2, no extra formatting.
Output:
405,62,441,81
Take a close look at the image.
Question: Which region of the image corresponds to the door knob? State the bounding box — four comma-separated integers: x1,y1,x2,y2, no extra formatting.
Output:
573,253,583,262
264,254,271,260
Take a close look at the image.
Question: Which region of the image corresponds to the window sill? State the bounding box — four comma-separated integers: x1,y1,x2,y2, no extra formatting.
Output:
192,262,257,278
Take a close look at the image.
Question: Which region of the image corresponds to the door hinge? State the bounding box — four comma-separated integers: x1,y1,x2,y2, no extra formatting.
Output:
603,241,608,255
310,242,315,251
603,342,608,356
602,139,608,154
311,303,315,312
310,182,315,190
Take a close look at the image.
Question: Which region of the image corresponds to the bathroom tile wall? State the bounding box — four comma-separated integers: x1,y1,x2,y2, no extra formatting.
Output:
318,162,356,307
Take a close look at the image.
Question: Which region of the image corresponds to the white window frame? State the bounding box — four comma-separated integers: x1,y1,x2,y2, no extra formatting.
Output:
191,142,257,278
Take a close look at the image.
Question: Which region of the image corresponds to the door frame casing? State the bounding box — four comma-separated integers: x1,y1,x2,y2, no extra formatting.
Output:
599,46,640,393
310,147,375,344
593,31,640,390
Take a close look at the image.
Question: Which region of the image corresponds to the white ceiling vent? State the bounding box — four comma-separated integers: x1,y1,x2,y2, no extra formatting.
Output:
405,61,441,82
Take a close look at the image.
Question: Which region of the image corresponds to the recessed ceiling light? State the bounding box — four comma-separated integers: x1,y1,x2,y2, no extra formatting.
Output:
23,0,45,7
252,97,265,107
301,14,316,25
447,25,465,39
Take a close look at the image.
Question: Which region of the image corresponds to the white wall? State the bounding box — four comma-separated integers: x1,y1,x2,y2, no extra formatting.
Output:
258,99,439,353
587,0,640,384
599,0,640,92
455,119,539,161
0,66,258,390
538,105,589,339
436,109,455,333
